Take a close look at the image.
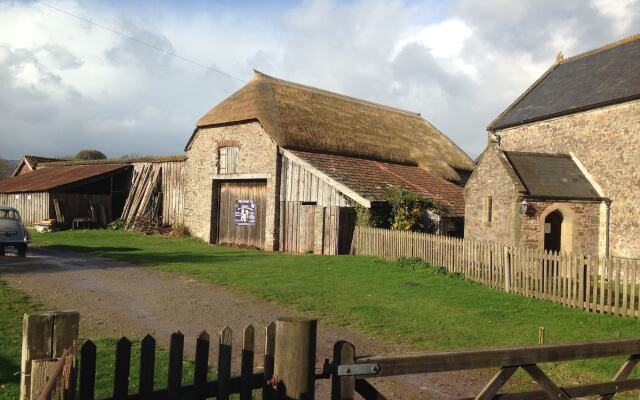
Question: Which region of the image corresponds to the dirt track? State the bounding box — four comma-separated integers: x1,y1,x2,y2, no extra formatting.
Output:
0,247,486,398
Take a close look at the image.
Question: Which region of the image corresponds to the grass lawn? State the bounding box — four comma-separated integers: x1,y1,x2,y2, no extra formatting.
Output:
0,280,198,400
31,230,640,387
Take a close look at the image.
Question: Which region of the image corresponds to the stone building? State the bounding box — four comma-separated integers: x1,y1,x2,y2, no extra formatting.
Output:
465,35,640,258
183,70,474,251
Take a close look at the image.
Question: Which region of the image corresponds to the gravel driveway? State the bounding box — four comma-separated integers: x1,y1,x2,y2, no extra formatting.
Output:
0,247,485,399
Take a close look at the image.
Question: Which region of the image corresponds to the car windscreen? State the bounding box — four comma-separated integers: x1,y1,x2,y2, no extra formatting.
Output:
0,210,20,220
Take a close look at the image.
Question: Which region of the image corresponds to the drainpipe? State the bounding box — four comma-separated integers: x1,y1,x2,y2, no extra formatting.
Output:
604,199,611,257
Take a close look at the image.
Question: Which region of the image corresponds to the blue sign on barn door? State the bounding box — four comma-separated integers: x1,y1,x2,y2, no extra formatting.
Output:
234,200,256,226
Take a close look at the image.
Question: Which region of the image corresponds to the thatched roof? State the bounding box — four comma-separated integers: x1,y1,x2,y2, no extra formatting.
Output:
190,70,474,181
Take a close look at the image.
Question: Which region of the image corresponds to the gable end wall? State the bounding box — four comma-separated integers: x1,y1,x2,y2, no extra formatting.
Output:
464,145,520,246
497,99,640,258
183,122,279,249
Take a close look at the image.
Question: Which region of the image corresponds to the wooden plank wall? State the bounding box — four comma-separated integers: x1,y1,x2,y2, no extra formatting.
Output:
128,161,185,225
159,161,185,224
280,155,349,207
280,202,316,254
0,192,50,226
353,226,640,318
280,203,356,255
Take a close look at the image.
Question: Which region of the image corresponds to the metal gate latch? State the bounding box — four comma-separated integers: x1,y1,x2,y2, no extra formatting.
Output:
336,363,380,376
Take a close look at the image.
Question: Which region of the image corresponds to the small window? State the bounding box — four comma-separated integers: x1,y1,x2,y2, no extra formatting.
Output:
218,146,239,174
485,196,493,224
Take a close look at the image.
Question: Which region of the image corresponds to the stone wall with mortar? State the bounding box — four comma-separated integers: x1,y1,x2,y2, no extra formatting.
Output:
464,143,520,246
497,99,640,258
519,200,601,255
183,121,279,249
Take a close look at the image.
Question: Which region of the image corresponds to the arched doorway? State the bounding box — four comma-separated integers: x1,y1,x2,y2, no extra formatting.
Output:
544,211,563,252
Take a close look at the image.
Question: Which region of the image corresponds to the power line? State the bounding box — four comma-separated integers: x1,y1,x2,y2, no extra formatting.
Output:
33,0,248,83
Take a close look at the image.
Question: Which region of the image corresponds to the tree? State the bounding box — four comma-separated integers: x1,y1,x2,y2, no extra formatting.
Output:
74,149,107,160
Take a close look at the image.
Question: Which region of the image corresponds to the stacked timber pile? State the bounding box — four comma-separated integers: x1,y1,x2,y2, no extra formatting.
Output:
121,164,163,229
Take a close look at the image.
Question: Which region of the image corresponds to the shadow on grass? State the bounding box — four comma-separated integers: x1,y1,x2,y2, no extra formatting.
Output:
0,354,19,385
0,243,274,276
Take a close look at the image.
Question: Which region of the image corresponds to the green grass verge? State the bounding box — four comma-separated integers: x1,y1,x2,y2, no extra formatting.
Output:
0,279,200,400
31,230,640,387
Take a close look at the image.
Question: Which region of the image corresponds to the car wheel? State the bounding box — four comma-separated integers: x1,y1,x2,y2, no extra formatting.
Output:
17,244,27,257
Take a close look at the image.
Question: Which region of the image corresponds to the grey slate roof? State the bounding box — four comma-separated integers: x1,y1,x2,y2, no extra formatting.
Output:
503,152,601,200
490,35,640,130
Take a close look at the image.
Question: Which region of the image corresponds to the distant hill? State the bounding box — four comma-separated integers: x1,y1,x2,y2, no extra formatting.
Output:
0,159,18,179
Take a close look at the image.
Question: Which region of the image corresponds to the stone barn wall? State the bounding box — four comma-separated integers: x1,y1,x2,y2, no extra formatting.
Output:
464,143,520,246
183,121,279,249
497,99,640,258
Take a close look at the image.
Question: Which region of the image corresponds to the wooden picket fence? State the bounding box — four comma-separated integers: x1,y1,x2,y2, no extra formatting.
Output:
76,324,276,400
352,226,640,318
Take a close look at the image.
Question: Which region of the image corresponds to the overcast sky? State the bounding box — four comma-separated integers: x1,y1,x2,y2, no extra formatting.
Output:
0,0,638,160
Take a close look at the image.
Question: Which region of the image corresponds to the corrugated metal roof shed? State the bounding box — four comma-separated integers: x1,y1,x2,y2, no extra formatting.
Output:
0,164,129,193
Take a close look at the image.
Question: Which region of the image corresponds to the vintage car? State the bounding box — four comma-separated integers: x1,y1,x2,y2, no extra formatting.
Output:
0,206,32,256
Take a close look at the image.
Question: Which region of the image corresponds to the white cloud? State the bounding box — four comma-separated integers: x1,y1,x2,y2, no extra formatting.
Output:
591,0,638,34
0,0,638,161
393,18,473,59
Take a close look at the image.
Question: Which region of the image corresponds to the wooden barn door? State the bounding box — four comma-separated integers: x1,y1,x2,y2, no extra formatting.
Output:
217,181,267,248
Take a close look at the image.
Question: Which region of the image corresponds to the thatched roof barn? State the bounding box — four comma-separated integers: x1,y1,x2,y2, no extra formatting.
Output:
188,70,474,182
184,71,473,253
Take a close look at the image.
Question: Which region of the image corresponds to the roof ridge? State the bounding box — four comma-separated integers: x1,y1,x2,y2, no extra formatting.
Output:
253,69,423,118
560,33,640,63
504,151,572,158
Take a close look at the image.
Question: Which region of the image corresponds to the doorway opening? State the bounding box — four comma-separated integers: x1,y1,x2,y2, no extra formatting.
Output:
544,210,563,252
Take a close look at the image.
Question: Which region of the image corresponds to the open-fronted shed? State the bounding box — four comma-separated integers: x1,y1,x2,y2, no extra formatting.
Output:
0,164,131,226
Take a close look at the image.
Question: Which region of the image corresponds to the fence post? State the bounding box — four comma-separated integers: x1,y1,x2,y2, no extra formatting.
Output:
331,341,355,400
20,311,79,400
274,317,317,400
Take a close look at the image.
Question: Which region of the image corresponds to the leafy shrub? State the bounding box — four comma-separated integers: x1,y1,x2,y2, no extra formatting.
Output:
108,219,125,230
387,188,445,233
396,257,460,277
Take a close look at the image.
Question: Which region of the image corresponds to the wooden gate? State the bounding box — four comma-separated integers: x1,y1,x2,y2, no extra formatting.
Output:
217,181,267,249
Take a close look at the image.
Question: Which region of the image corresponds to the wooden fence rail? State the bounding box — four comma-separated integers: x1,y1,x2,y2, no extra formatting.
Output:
352,227,640,318
331,337,640,400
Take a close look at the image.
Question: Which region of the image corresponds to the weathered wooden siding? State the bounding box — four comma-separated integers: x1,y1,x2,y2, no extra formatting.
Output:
160,162,185,224
0,192,50,226
130,161,185,225
280,155,348,207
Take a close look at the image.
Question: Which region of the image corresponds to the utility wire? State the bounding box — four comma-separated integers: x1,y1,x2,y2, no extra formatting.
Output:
33,0,248,83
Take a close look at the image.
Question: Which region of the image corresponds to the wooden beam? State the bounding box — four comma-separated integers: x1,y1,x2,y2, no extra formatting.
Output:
355,337,640,376
600,354,640,400
521,364,570,400
475,366,518,400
